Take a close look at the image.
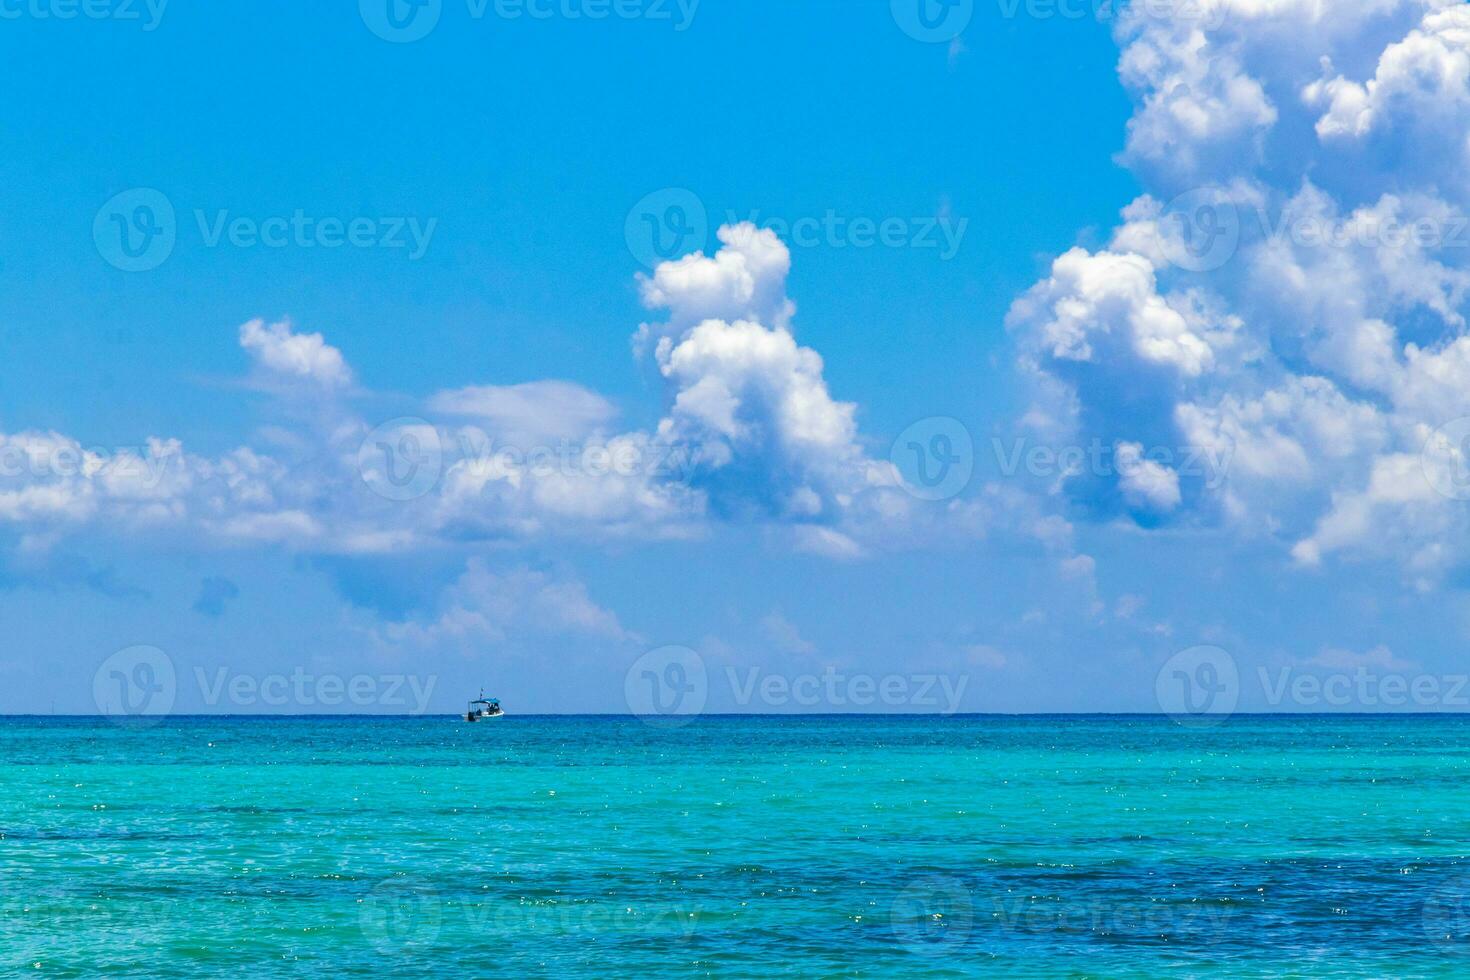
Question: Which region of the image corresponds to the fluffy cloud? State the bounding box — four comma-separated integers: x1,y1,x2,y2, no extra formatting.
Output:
1307,5,1470,154
1113,0,1446,186
0,431,215,539
655,318,863,515
0,225,942,562
636,222,795,342
1009,246,1222,377
637,223,913,543
239,318,352,389
425,224,921,551
1116,6,1277,179
1115,441,1183,511
1008,0,1470,583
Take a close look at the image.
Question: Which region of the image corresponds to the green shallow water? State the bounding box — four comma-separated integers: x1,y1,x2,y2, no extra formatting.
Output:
5,715,1470,976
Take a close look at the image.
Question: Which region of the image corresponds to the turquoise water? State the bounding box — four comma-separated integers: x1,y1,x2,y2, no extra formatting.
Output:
5,715,1470,976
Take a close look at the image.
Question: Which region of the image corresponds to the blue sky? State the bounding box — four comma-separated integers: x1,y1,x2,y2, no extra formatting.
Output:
6,0,1470,716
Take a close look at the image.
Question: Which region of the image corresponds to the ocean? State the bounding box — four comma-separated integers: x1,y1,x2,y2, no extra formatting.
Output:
4,714,1470,976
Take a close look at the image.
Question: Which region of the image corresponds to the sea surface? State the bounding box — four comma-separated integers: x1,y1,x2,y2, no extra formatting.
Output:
4,715,1470,976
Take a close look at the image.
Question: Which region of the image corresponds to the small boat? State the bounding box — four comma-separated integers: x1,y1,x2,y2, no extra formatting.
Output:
464,690,504,722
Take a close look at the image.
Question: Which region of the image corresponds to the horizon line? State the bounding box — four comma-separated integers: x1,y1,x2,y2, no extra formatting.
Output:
13,711,1470,719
